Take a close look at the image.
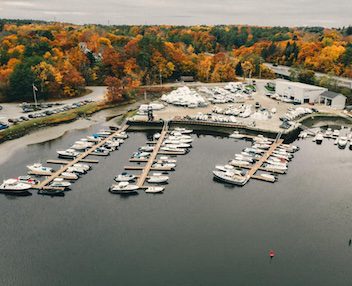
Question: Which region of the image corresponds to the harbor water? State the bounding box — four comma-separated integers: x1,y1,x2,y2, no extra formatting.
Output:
0,125,352,285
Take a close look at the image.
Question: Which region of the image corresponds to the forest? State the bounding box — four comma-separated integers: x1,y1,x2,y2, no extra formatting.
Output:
0,19,351,102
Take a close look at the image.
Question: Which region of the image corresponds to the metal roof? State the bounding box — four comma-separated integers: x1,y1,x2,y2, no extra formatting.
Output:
320,90,346,99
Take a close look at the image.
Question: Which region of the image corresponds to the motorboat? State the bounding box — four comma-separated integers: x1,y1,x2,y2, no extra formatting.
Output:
215,164,235,172
212,171,249,186
38,188,65,196
114,132,128,139
160,146,187,154
61,172,79,180
145,186,164,193
158,156,177,163
50,178,71,189
114,172,136,182
109,182,139,194
262,163,287,172
259,173,277,182
91,148,110,156
173,127,193,134
337,136,348,148
324,128,333,138
163,143,191,149
314,133,324,145
104,141,120,150
153,133,161,139
27,163,54,175
133,152,150,158
0,179,32,194
229,159,251,166
298,131,308,139
73,163,91,171
17,175,39,185
67,166,86,174
332,129,340,137
147,173,169,183
152,162,176,169
87,135,102,142
57,149,80,159
139,146,154,152
229,131,245,139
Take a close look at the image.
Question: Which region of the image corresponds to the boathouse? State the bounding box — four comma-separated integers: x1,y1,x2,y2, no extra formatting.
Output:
319,91,346,110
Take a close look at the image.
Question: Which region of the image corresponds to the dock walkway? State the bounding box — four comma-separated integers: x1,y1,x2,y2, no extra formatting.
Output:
34,125,129,190
136,122,169,188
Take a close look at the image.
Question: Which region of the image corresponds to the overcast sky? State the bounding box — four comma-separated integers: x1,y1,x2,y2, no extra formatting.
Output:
0,0,350,27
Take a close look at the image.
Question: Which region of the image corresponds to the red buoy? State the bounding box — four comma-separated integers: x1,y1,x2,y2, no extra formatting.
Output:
269,250,275,258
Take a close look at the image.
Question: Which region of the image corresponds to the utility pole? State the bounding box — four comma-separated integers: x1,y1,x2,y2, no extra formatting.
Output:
159,70,163,87
32,83,38,109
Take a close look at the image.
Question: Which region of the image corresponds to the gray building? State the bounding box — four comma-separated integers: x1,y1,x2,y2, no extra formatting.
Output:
319,91,347,110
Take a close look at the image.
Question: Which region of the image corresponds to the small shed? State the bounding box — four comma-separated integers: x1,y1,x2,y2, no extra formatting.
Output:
319,91,346,110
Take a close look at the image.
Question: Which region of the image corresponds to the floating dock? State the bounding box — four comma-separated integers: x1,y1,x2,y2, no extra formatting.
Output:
33,125,129,190
136,122,169,188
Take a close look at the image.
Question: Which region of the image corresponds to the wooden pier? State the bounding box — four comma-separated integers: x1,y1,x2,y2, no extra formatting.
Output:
33,125,129,190
136,122,169,188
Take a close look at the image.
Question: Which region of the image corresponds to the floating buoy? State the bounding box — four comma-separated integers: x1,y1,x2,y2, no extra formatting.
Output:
269,250,275,258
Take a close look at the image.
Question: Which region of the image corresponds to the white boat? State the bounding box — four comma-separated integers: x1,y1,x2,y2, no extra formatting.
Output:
27,163,54,174
153,133,161,139
160,146,187,154
91,148,110,156
332,129,340,137
259,173,277,182
133,152,150,158
86,135,102,142
109,182,139,194
152,162,176,169
215,164,235,172
50,178,71,188
17,176,39,185
145,186,164,193
158,156,177,163
114,132,128,139
67,166,86,174
163,143,191,149
337,136,348,148
147,173,169,183
114,172,136,182
313,133,324,144
73,163,91,171
213,171,249,186
229,159,250,166
263,163,288,171
0,179,32,194
61,172,79,180
139,146,154,152
324,128,333,138
57,149,80,159
173,127,193,134
229,131,245,139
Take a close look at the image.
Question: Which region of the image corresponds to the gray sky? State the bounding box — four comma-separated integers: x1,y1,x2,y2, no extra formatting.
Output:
0,0,350,27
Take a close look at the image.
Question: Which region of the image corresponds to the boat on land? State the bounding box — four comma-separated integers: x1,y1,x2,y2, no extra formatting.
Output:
27,163,54,175
145,186,164,193
212,171,249,186
114,172,136,182
0,179,32,194
337,137,348,148
109,182,139,194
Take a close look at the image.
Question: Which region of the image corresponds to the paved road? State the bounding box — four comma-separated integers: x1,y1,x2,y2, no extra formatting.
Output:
0,86,106,122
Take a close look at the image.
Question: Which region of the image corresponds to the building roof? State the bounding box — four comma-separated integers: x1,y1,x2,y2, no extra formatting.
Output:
275,79,326,91
321,90,346,99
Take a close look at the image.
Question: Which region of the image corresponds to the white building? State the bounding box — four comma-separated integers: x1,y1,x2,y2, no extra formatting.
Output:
276,80,327,104
319,91,347,110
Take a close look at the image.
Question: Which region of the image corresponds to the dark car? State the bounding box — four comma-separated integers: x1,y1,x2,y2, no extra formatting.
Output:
0,105,3,111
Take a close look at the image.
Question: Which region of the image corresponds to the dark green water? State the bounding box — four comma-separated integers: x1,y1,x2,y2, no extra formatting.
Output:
0,126,351,286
